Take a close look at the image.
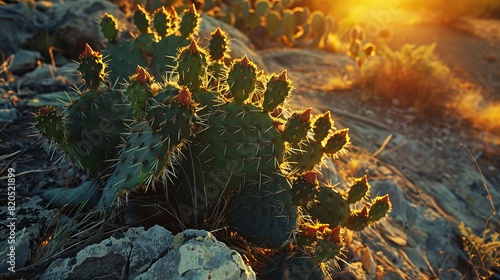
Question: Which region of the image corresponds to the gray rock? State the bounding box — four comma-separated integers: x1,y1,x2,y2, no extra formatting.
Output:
41,228,255,280
137,229,255,280
48,0,127,57
41,225,173,280
0,196,59,272
8,50,42,74
0,2,37,57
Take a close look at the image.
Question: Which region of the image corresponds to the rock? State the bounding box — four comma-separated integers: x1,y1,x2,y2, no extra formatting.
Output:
0,108,20,123
0,2,36,57
47,0,127,58
0,196,59,272
8,50,42,74
359,247,376,275
41,228,255,280
41,225,174,280
15,62,80,94
137,229,255,280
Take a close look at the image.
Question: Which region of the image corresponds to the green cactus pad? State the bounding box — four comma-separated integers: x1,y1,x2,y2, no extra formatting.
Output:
78,44,106,90
35,106,65,143
308,186,349,228
227,175,297,247
324,128,349,155
262,70,292,112
133,5,151,34
312,111,332,143
99,121,168,207
208,28,228,61
100,13,119,41
283,108,311,144
179,5,199,38
347,176,370,204
227,56,258,104
176,40,209,91
368,195,391,223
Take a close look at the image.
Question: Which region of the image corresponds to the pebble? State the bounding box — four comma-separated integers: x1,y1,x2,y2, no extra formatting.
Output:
9,50,42,75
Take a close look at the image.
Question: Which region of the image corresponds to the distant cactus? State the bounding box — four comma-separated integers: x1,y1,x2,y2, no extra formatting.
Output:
34,7,391,279
212,0,335,48
348,26,376,67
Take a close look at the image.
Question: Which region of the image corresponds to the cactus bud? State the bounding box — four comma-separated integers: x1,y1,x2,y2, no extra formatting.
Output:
303,171,317,184
327,226,341,243
134,66,153,84
176,87,192,107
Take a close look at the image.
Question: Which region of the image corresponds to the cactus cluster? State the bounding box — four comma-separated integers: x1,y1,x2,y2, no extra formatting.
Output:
35,7,391,279
209,0,335,48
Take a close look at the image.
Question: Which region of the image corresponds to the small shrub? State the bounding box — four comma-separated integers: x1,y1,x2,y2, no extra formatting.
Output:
361,43,454,116
459,222,500,279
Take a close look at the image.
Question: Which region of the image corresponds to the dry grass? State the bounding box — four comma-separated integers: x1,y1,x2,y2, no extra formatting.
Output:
361,43,455,116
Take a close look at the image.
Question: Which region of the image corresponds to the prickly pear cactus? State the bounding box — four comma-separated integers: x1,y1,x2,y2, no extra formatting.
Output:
34,7,392,279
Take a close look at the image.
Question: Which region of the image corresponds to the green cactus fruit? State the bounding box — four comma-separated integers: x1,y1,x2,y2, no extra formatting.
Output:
262,70,292,112
255,0,270,18
283,108,311,144
127,66,155,119
133,5,151,34
176,40,209,91
291,171,318,207
100,13,119,41
312,111,332,143
35,106,65,143
227,175,297,247
78,44,106,90
368,194,391,223
179,4,199,39
208,27,228,61
347,175,370,204
309,186,349,227
346,206,369,231
227,56,258,104
324,128,349,155
153,7,170,37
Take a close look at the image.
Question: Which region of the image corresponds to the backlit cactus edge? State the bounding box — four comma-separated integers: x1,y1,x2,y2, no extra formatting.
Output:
34,6,391,279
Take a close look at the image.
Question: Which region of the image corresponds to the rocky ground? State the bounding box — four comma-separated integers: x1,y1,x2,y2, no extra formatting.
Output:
1,0,499,279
